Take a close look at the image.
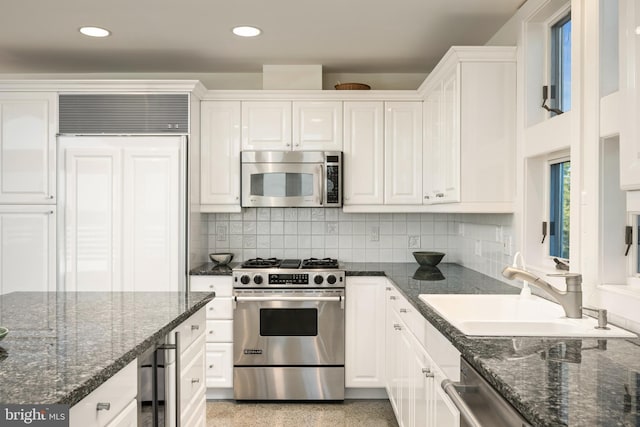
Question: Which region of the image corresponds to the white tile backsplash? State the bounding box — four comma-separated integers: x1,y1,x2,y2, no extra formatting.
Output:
205,208,514,273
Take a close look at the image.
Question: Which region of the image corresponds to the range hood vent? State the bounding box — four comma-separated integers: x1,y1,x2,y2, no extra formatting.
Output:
59,93,189,134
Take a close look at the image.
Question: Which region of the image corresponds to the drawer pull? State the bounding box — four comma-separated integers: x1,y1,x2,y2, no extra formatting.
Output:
209,330,214,334
191,325,200,331
385,287,392,291
209,307,214,310
422,368,434,378
96,402,111,411
191,378,200,384
390,296,397,300
400,308,408,313
393,324,402,331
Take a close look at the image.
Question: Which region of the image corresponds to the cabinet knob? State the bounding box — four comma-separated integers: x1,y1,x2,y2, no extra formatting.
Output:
436,193,444,198
96,402,111,411
209,307,214,310
424,195,430,199
399,308,408,313
209,364,214,369
191,325,199,331
236,197,239,201
48,195,54,199
286,143,291,147
209,330,214,334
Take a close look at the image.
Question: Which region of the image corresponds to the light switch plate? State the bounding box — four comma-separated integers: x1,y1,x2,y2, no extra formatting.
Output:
216,225,228,241
369,225,380,242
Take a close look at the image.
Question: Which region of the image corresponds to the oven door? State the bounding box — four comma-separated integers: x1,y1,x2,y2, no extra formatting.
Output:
241,162,324,207
233,289,345,366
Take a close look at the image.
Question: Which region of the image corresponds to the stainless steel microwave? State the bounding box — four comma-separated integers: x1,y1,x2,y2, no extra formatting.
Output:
241,151,342,208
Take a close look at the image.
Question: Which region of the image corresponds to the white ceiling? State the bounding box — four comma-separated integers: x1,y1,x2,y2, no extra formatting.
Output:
1,0,523,74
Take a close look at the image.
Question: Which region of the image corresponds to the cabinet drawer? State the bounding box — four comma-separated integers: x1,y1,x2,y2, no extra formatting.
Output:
206,343,233,388
190,275,233,296
70,360,137,427
205,297,233,319
180,334,206,412
206,319,233,342
169,308,206,356
400,303,426,347
104,399,137,427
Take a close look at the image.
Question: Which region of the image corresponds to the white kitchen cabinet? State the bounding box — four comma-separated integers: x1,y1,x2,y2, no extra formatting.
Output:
0,92,56,204
165,307,206,427
190,275,234,391
345,277,386,388
241,100,342,151
241,101,292,150
343,102,384,205
59,136,184,293
620,0,640,189
421,47,516,208
293,101,342,150
384,102,423,205
200,101,241,208
70,360,137,427
0,205,55,294
385,284,460,427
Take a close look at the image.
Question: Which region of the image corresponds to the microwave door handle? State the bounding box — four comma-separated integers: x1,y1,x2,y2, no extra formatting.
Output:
318,164,324,205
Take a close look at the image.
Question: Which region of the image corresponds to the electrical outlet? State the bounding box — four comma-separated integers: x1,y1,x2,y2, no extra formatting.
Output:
370,225,380,242
474,240,482,257
495,226,503,243
458,223,465,236
216,225,227,241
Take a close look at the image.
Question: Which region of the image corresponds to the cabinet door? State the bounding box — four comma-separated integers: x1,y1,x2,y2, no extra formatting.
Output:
241,101,292,150
423,87,442,204
434,368,460,427
293,101,343,151
206,343,233,388
201,101,241,205
104,399,137,427
620,0,640,189
343,102,384,205
440,72,461,203
398,323,415,427
0,92,56,204
345,277,386,387
386,291,402,415
0,205,55,294
384,102,423,204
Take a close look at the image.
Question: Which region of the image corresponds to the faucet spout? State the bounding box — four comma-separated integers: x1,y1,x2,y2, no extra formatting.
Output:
501,266,583,318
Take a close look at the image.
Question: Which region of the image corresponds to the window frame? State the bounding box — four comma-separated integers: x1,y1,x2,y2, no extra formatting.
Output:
545,5,572,116
544,153,571,262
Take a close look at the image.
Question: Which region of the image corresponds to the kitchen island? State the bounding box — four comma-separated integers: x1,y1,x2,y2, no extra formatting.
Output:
0,291,214,406
345,262,640,427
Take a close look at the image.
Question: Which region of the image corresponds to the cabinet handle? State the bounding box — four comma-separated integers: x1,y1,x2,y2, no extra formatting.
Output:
393,324,402,330
235,197,239,201
286,143,291,147
399,308,408,313
390,296,397,300
422,368,434,378
424,195,430,199
191,378,200,384
209,330,214,334
191,325,199,331
295,143,300,147
436,193,445,198
385,287,392,291
96,402,111,411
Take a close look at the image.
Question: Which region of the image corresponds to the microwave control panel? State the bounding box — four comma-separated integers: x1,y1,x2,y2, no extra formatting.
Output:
325,154,341,206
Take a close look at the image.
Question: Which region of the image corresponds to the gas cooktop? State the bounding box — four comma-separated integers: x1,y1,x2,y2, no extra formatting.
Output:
233,258,344,288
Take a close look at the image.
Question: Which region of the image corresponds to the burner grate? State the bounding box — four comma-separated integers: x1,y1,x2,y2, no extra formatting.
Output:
241,257,282,268
301,257,339,269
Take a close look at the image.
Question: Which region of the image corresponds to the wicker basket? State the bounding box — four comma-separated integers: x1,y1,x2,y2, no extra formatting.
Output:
334,82,371,90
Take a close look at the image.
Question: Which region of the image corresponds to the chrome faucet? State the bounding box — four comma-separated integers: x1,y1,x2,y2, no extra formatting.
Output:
501,266,583,318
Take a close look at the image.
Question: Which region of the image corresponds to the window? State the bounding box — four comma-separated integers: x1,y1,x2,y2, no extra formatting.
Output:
550,12,572,113
549,159,571,259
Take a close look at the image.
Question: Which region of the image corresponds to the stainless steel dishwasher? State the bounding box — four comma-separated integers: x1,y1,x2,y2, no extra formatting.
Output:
442,357,532,427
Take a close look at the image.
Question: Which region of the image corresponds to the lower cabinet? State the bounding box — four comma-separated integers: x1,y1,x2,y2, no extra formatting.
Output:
69,360,137,427
190,275,234,395
385,284,460,427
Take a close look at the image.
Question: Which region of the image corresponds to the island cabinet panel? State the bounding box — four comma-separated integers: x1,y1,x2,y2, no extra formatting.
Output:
69,360,137,427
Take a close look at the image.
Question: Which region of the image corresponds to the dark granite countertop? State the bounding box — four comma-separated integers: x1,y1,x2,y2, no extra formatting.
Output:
0,291,214,406
346,262,640,427
189,262,239,275
188,260,640,425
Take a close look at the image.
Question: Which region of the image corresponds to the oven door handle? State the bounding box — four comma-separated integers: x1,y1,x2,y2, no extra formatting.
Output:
234,295,344,308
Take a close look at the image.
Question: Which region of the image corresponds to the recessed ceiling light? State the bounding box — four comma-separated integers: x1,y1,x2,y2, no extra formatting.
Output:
232,26,261,37
79,26,111,38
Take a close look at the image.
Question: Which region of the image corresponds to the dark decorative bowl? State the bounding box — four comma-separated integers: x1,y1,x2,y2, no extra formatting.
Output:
412,251,445,266
208,253,234,266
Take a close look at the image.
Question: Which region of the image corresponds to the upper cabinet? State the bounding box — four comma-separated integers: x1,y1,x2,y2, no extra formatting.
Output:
384,101,423,205
620,0,640,189
0,92,56,204
241,101,342,151
343,101,384,205
421,47,516,210
201,101,241,209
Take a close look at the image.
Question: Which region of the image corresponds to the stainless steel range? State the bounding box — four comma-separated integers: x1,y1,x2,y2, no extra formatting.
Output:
232,258,345,400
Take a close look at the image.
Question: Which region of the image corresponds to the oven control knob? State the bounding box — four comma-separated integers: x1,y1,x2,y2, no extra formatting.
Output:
240,275,251,285
327,275,337,285
314,275,324,285
253,275,263,285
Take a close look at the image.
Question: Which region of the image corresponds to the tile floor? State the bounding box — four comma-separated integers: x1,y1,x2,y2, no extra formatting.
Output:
205,400,399,427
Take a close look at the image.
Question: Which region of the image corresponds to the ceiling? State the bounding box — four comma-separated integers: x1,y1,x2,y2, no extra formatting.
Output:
1,0,523,75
